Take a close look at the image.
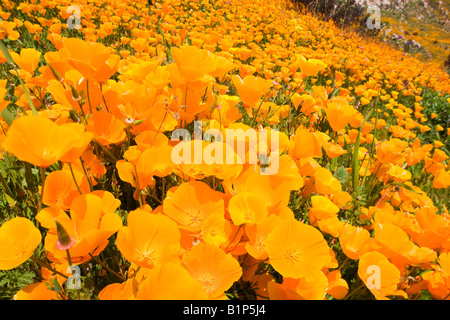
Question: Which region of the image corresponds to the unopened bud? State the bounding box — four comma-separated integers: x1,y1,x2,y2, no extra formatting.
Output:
55,219,74,250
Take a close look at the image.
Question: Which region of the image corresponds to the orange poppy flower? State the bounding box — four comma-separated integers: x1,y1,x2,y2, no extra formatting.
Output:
231,75,272,108
136,144,175,179
86,111,126,145
169,45,217,83
433,169,450,189
228,192,268,226
163,181,225,232
135,130,169,150
376,139,408,164
13,282,58,300
372,222,417,261
0,81,9,112
267,271,329,300
200,213,234,248
314,167,342,195
387,165,412,182
98,278,138,300
59,38,118,81
291,127,322,159
309,195,340,221
182,243,242,299
0,51,6,64
136,262,209,300
317,216,345,237
0,21,20,41
291,93,315,114
339,224,371,260
116,209,181,269
245,214,282,260
422,269,450,300
296,54,327,77
59,123,94,163
116,159,155,192
10,48,41,74
36,193,122,264
0,217,42,270
323,141,347,158
42,169,90,210
325,98,358,132
200,141,244,180
358,251,406,299
265,218,331,280
326,270,349,299
2,115,81,167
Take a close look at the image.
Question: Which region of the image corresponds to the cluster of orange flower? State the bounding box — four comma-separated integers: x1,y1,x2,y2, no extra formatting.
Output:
0,0,449,300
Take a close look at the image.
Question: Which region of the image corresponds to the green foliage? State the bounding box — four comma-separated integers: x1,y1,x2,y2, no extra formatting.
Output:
0,266,37,300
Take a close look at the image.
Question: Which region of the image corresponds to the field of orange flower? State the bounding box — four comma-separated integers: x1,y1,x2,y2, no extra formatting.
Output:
0,0,449,301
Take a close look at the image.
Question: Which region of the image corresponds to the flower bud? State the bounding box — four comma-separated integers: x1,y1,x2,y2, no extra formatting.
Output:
55,219,74,250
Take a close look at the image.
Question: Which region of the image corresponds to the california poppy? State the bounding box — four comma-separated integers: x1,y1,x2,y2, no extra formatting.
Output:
86,111,126,145
314,167,342,195
325,98,358,132
296,54,327,77
99,278,138,300
59,38,118,82
136,144,175,178
2,115,81,167
10,48,41,74
200,213,234,248
231,75,272,108
182,243,242,299
0,217,41,270
228,192,268,226
245,214,282,260
265,218,331,280
116,209,181,269
42,169,90,210
291,127,322,159
267,271,328,300
169,45,216,83
136,262,209,300
36,193,122,264
309,195,340,221
358,251,406,299
326,270,349,299
163,181,225,232
338,224,371,260
13,282,58,300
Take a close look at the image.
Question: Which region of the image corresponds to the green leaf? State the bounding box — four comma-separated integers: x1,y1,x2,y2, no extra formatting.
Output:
0,40,14,64
351,109,373,197
392,182,419,194
0,108,15,126
334,165,348,184
0,40,38,116
351,131,361,194
4,193,16,206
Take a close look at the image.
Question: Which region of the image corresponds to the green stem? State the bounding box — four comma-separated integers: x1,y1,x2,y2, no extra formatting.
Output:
250,86,274,127
68,162,83,195
37,167,47,215
0,41,38,116
133,165,144,208
225,225,243,252
66,249,72,266
79,157,93,192
94,140,118,162
99,82,110,113
344,283,367,300
86,79,93,114
30,256,69,279
88,253,125,282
